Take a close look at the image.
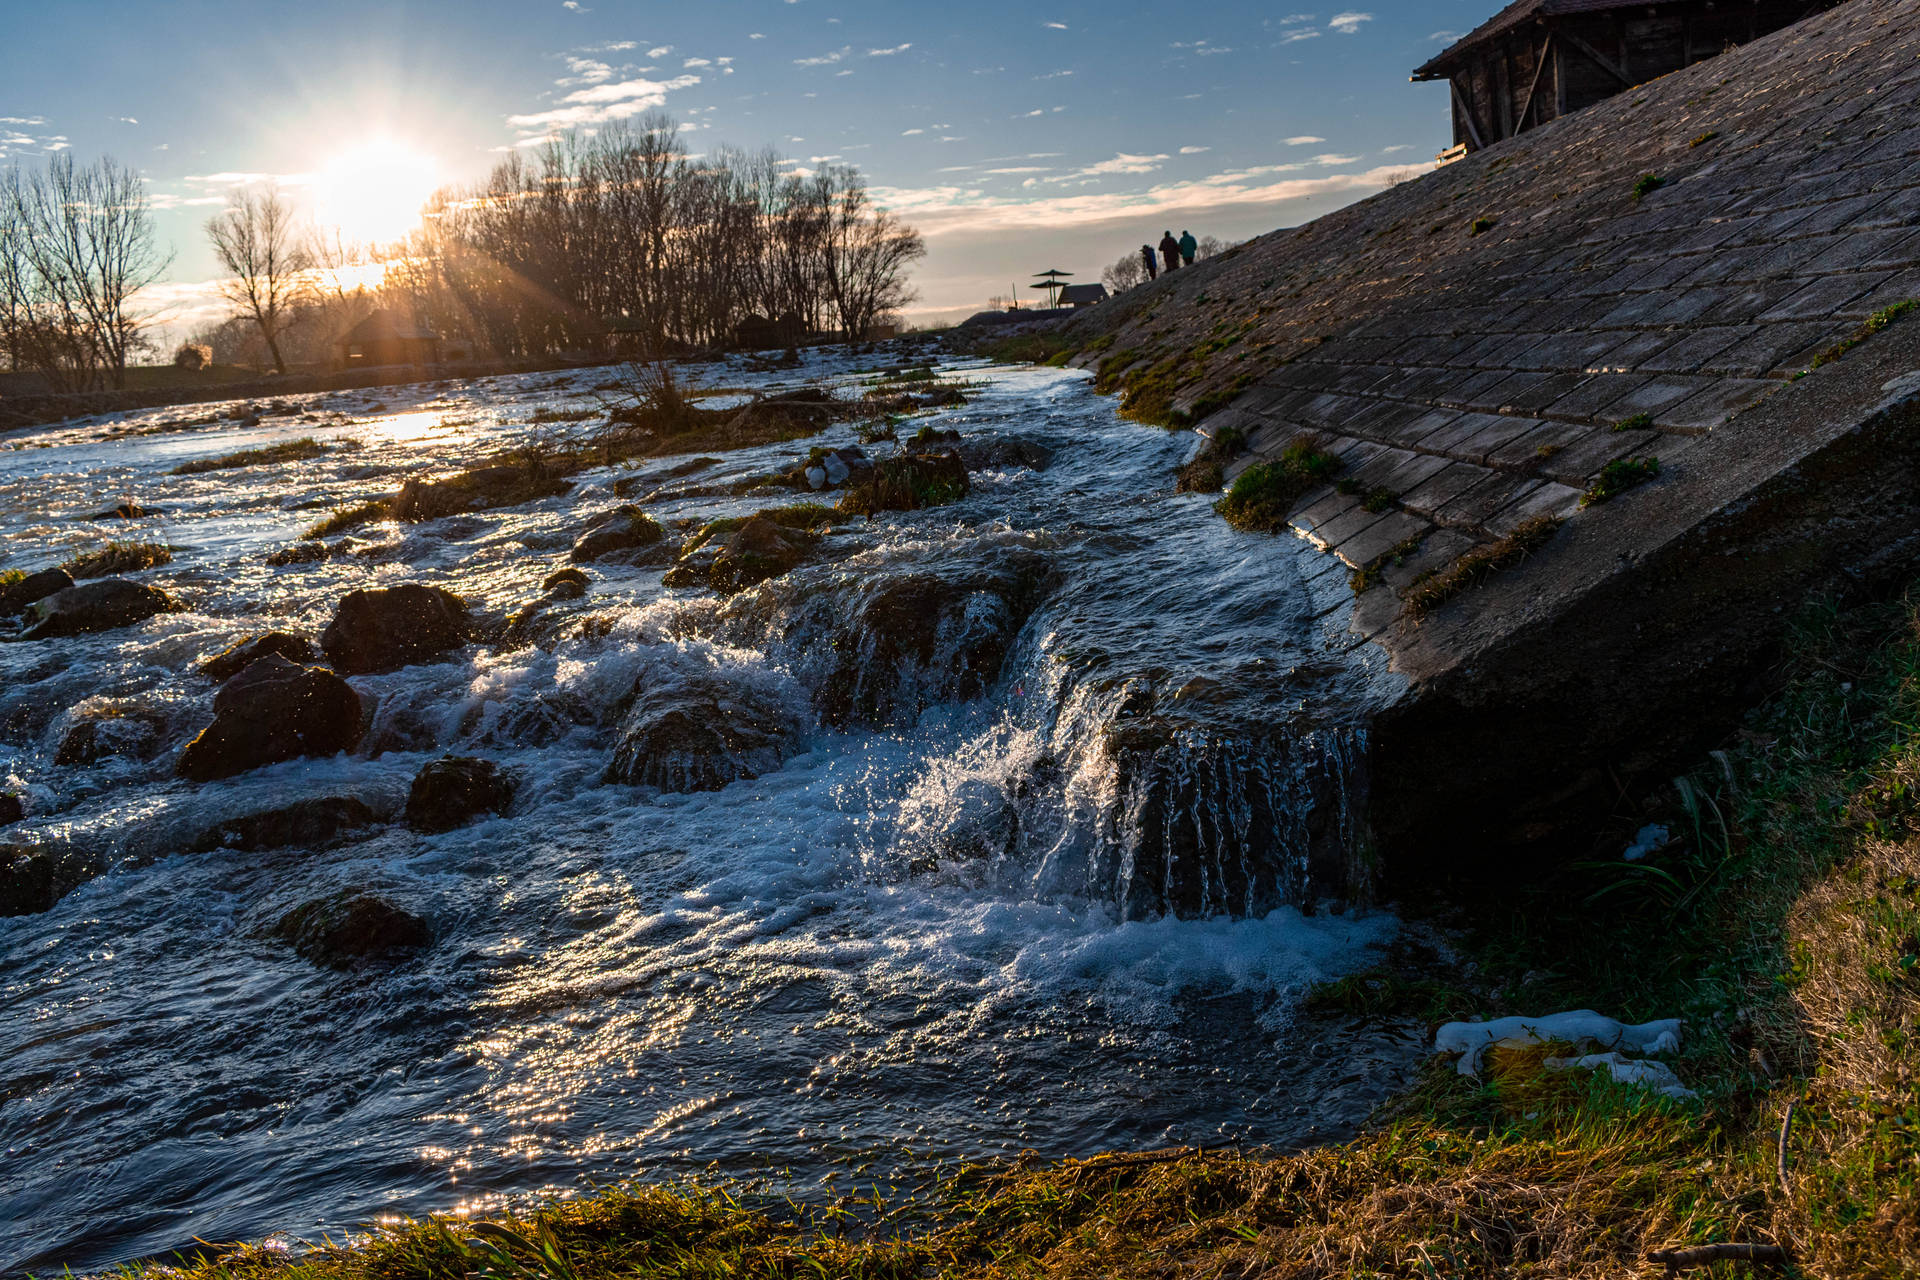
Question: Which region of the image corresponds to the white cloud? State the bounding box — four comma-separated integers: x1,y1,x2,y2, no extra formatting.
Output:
1284,135,1325,145
1328,11,1372,34
1280,29,1320,44
507,74,701,131
0,116,48,125
868,43,912,56
579,40,636,51
116,116,139,124
1429,30,1464,42
560,57,614,84
683,57,711,67
1312,153,1360,165
647,45,673,58
1044,21,1067,29
1382,144,1412,153
1051,152,1170,181
1180,145,1211,154
795,46,850,66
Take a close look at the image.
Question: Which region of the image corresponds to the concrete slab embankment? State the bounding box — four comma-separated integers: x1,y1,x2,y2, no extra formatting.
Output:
1045,0,1920,882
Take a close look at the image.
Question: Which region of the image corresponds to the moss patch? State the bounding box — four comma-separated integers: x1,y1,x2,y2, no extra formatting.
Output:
63,541,173,578
1403,515,1560,618
1214,439,1340,531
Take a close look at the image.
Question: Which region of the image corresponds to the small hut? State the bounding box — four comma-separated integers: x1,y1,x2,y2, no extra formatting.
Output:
1413,0,1839,155
336,309,443,368
1059,284,1109,309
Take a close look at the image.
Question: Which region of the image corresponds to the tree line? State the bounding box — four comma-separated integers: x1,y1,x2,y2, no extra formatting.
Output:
2,114,927,387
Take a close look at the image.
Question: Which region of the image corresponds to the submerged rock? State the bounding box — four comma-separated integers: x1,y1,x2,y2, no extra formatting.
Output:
192,796,378,852
0,568,73,617
320,584,469,674
265,542,330,567
405,757,514,832
959,435,1054,473
199,632,318,682
273,892,431,968
177,655,366,783
391,466,571,522
1,843,101,917
54,711,167,766
569,506,667,564
709,514,815,595
23,579,177,639
542,567,590,599
0,793,20,826
85,501,161,521
607,673,796,793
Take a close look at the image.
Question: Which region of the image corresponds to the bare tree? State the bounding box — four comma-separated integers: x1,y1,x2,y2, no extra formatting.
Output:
206,183,313,374
1196,235,1238,260
1102,250,1146,293
0,154,170,389
819,166,925,344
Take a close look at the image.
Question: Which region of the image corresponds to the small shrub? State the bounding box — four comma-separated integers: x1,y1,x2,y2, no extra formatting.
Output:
1215,439,1341,532
1176,425,1247,494
1688,130,1719,148
1469,216,1497,236
1582,455,1661,507
172,343,212,372
1612,412,1655,433
64,541,172,579
1631,173,1666,201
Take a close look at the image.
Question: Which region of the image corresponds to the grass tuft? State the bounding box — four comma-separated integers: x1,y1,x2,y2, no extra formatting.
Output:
1403,515,1559,618
170,438,329,476
302,499,391,540
1215,438,1340,531
63,541,172,578
1632,173,1667,201
1582,455,1661,507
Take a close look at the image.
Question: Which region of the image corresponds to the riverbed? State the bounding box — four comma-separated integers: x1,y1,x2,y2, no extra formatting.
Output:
0,350,1418,1273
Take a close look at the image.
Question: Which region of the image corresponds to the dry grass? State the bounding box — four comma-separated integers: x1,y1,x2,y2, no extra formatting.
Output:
170,438,330,475
1403,515,1561,618
302,500,392,540
63,541,172,578
118,597,1920,1280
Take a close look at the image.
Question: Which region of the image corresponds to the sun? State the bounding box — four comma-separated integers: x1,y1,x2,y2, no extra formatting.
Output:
314,138,441,247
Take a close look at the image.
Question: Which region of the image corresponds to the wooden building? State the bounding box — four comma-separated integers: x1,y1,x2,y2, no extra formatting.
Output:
1059,283,1110,309
336,309,442,368
1414,0,1841,156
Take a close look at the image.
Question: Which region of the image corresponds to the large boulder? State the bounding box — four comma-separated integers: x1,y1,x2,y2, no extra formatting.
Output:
569,506,667,563
177,655,366,782
273,892,431,968
23,579,176,639
320,584,469,674
191,796,378,852
709,514,813,595
199,631,318,682
0,568,73,617
405,757,514,832
1,843,101,917
607,672,795,793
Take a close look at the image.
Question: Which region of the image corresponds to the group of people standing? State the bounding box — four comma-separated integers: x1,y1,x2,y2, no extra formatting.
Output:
1142,230,1198,280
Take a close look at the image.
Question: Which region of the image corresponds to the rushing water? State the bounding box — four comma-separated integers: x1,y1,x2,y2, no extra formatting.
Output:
0,352,1414,1273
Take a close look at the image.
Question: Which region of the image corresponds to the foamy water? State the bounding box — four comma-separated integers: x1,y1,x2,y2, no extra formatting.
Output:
0,351,1415,1272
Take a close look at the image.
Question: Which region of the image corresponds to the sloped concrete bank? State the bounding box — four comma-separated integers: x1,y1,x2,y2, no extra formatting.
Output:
1021,0,1920,885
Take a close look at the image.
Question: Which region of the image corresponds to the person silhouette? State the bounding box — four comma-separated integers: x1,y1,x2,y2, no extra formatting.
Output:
1159,231,1180,274
1140,243,1158,281
1179,229,1198,266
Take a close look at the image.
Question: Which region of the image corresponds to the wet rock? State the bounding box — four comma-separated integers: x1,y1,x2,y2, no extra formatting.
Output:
542,567,589,599
838,452,970,516
0,793,20,826
959,436,1054,472
85,501,162,521
199,632,318,682
273,892,431,969
710,514,814,594
405,757,514,832
814,548,1053,726
177,655,366,783
918,388,966,409
569,505,666,563
192,796,378,852
1,843,101,917
54,712,166,766
392,466,571,522
265,542,330,567
0,568,73,617
320,584,469,674
23,579,177,640
607,672,795,793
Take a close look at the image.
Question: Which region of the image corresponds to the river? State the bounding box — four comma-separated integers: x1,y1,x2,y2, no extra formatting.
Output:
0,350,1418,1273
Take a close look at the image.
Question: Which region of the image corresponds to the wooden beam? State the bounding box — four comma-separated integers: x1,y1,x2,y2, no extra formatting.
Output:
1450,77,1488,151
1516,34,1554,130
1562,31,1635,87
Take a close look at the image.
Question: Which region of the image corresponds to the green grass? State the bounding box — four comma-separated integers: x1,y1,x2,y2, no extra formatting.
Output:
1632,173,1667,201
1214,439,1341,531
1403,515,1560,618
62,541,172,578
1582,455,1661,507
170,438,330,475
1808,299,1918,370
116,593,1920,1278
1612,412,1654,433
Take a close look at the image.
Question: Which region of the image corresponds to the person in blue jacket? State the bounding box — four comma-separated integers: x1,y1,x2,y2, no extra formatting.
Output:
1179,229,1198,266
1140,243,1158,281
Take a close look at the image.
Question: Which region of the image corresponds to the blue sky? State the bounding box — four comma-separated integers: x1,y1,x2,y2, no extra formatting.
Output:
3,0,1496,330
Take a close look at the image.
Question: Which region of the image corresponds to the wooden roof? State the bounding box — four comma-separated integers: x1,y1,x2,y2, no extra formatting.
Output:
1414,0,1678,78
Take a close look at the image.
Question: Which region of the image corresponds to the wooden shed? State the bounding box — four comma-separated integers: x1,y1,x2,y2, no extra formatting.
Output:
1059,284,1110,309
336,309,443,368
1413,0,1840,156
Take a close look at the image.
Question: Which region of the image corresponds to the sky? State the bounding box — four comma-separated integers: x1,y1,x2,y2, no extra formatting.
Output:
1,0,1497,339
